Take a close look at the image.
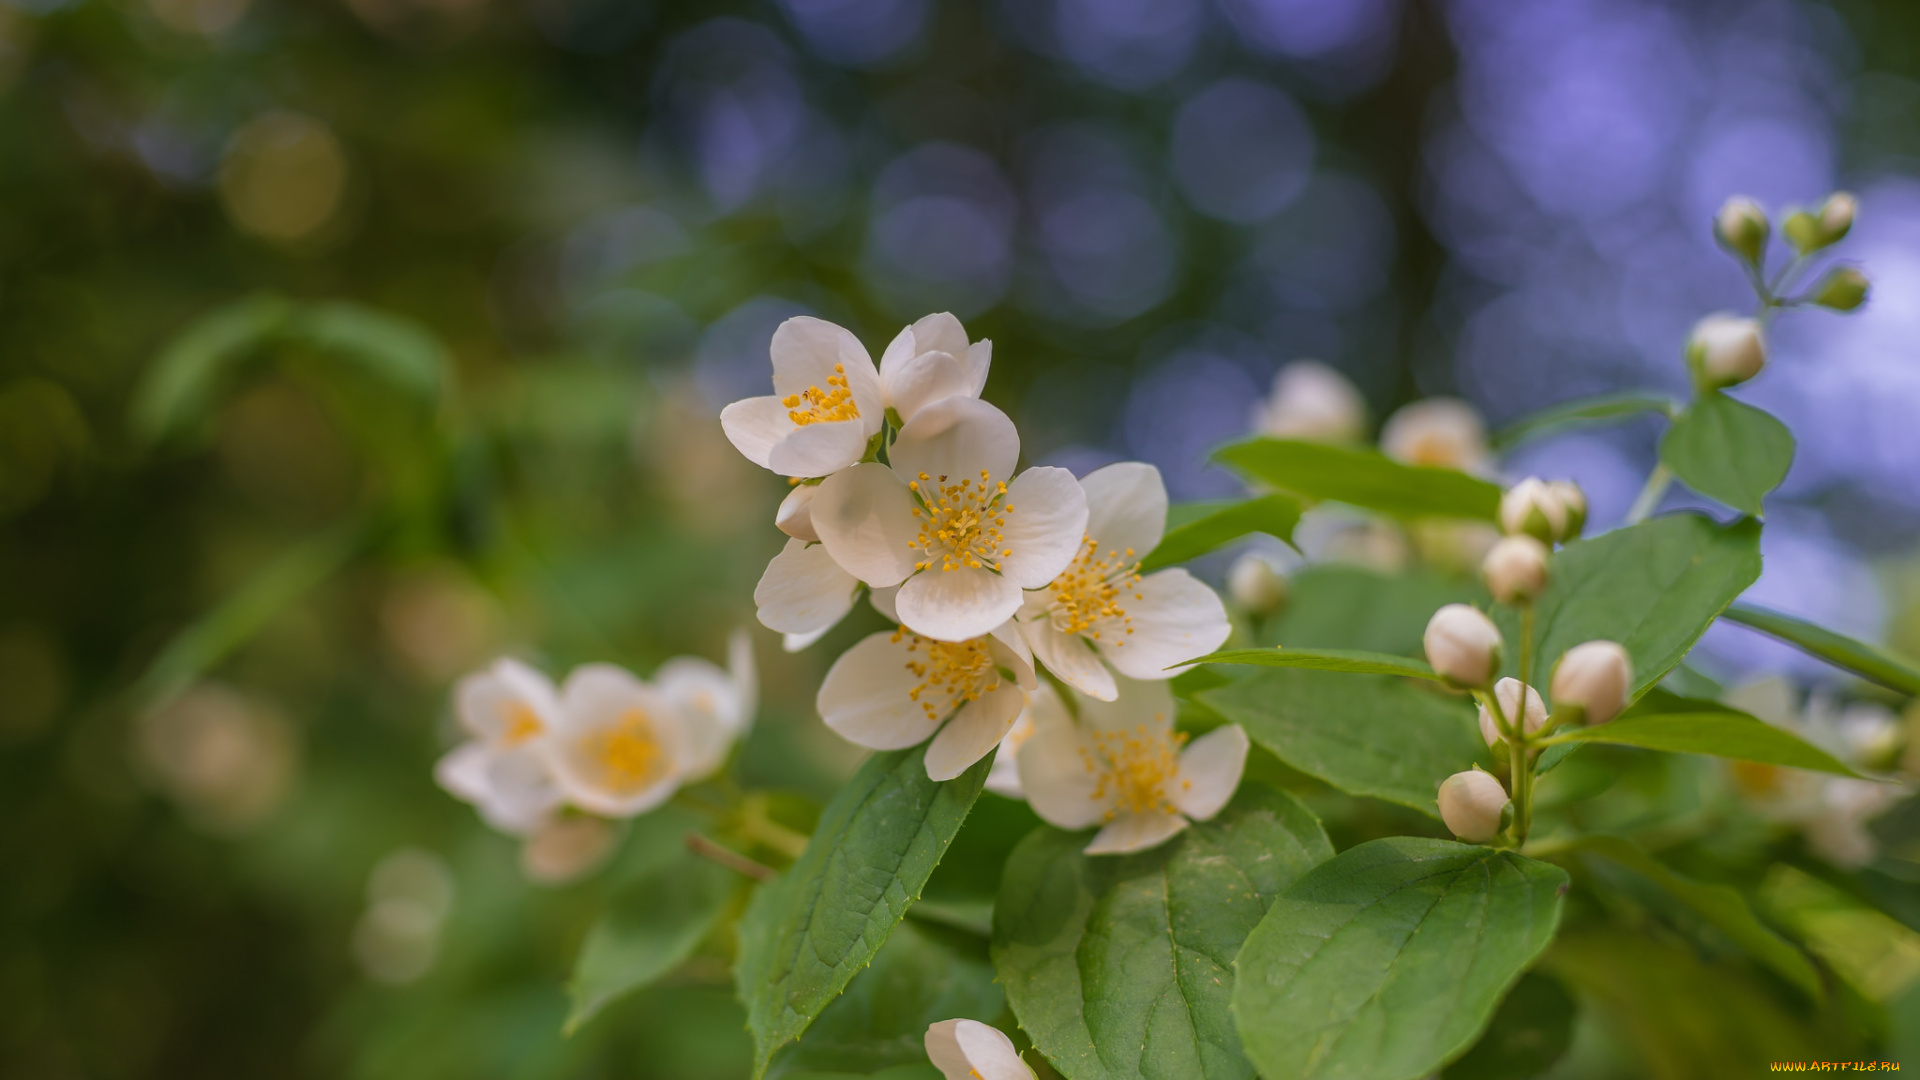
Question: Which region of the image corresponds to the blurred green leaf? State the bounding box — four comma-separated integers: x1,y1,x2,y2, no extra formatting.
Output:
1139,494,1302,571
1440,972,1575,1080
1264,564,1487,657
285,302,448,406
1214,438,1502,521
736,746,991,1079
1185,647,1441,680
1199,670,1487,817
778,1067,942,1080
132,293,293,443
565,846,737,1035
1231,838,1567,1080
1492,391,1677,450
992,784,1332,1080
1660,393,1794,516
1550,713,1860,776
1721,604,1920,697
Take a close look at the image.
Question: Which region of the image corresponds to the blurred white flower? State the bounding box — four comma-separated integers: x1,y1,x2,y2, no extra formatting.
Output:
1227,551,1289,616
1499,477,1584,544
721,317,885,479
435,658,565,835
520,815,620,886
982,683,1055,799
1252,360,1367,442
545,664,691,819
812,397,1087,642
879,312,992,425
656,629,757,781
136,682,299,834
1016,463,1230,701
1482,534,1550,605
926,1018,1035,1080
1015,676,1247,855
1379,398,1490,474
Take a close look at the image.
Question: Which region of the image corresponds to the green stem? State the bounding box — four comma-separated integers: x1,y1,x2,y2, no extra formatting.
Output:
1625,463,1673,524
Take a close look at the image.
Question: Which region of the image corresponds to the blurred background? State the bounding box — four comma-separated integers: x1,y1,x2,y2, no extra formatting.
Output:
4,0,1920,1075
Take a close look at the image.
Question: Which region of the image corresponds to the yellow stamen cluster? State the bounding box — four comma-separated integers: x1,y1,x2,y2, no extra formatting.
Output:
583,708,669,794
782,364,860,426
907,470,1014,573
1048,535,1143,641
500,701,545,747
894,626,1001,722
1082,720,1191,820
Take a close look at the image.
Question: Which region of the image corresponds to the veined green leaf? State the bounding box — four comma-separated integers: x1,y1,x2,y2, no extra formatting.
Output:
1721,604,1920,697
992,785,1332,1080
1492,391,1676,451
133,293,294,443
1548,713,1859,776
1214,438,1502,521
1199,670,1488,817
736,746,991,1078
1440,973,1575,1080
1231,837,1568,1080
1183,647,1440,680
1660,393,1794,516
566,848,736,1034
1140,493,1302,571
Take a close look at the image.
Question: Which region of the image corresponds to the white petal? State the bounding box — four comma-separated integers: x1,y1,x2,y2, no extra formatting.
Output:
768,419,872,479
1023,618,1117,701
776,483,821,543
879,322,918,381
783,627,831,652
955,1019,1033,1080
988,622,1036,688
655,656,743,781
869,584,901,622
484,747,566,832
925,682,1026,781
1099,569,1231,681
456,659,561,748
1085,810,1189,855
727,629,757,730
925,1019,972,1080
816,631,940,751
996,467,1089,589
1170,724,1249,821
963,339,992,397
719,396,792,471
1016,721,1110,830
884,349,974,423
908,312,970,364
770,316,884,436
889,397,1019,492
1080,461,1168,560
435,741,494,805
813,463,920,587
754,539,859,635
1077,675,1176,735
896,566,1022,643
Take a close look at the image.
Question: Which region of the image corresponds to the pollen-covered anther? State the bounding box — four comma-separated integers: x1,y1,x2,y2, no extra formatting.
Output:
895,627,1002,721
1087,721,1189,819
1048,536,1144,639
583,708,668,795
909,469,1015,574
782,363,861,426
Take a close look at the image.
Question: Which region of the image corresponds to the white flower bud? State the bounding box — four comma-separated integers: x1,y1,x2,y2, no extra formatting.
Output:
1550,640,1632,725
1255,360,1368,443
1546,480,1587,539
1818,192,1856,244
1227,553,1289,616
1498,478,1567,543
1714,196,1769,264
1482,535,1550,606
1380,398,1490,474
1811,266,1869,312
1438,769,1509,843
1686,313,1767,390
1478,677,1547,746
1423,604,1503,687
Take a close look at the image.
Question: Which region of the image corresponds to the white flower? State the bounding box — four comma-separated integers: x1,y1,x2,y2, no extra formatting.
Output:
1437,769,1508,843
983,682,1059,799
926,1019,1035,1080
1227,552,1289,615
1015,676,1248,855
1379,398,1490,474
1550,641,1632,725
1482,534,1550,605
655,629,757,782
754,538,861,646
879,312,991,425
1687,313,1766,389
1478,677,1547,746
546,664,690,819
1016,462,1231,701
721,317,885,479
435,658,566,835
1253,360,1367,442
812,397,1088,642
816,617,1036,781
1423,604,1502,687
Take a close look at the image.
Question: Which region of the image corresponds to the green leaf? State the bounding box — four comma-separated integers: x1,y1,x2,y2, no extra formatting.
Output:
736,746,992,1079
1659,392,1794,516
565,848,736,1034
771,919,1003,1077
1556,835,1822,1000
1720,604,1920,697
132,293,294,443
1184,647,1440,680
1214,438,1502,521
1491,391,1676,451
1439,972,1575,1080
1548,713,1860,776
1498,514,1762,701
1199,671,1487,817
1139,493,1302,571
284,302,447,405
992,784,1333,1080
1263,564,1487,657
778,1067,942,1080
1231,837,1568,1080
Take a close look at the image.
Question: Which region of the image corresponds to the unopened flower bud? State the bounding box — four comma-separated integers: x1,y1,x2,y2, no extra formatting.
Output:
1714,196,1769,264
1811,266,1869,312
1551,641,1632,725
1499,478,1569,543
1483,535,1550,605
1227,553,1289,616
1546,480,1587,539
1686,313,1767,390
1423,604,1503,688
1817,192,1856,245
1438,769,1509,843
1478,677,1547,746
1380,398,1491,474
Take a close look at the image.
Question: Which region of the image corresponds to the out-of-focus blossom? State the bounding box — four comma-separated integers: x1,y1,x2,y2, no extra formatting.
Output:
136,683,299,834
1407,519,1501,577
436,658,566,835
1482,534,1549,605
1438,769,1508,843
352,849,454,985
655,630,756,781
1227,552,1289,616
983,683,1056,799
545,664,690,819
379,567,503,684
1016,676,1247,855
1714,195,1770,265
926,1018,1036,1080
1252,361,1367,442
1499,477,1585,545
1379,398,1490,474
520,815,620,886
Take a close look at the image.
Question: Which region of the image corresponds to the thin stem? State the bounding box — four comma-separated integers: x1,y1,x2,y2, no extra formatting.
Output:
686,833,775,881
1625,463,1673,524
1519,604,1536,694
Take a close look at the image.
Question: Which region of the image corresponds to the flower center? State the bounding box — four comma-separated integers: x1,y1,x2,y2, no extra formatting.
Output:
1084,721,1189,819
1048,535,1142,641
1406,434,1462,468
500,702,545,748
895,626,1001,722
907,470,1014,573
583,708,670,794
782,364,860,426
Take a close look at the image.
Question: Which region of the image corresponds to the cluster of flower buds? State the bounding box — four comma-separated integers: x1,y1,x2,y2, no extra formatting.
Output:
1782,191,1856,255
1481,478,1585,605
